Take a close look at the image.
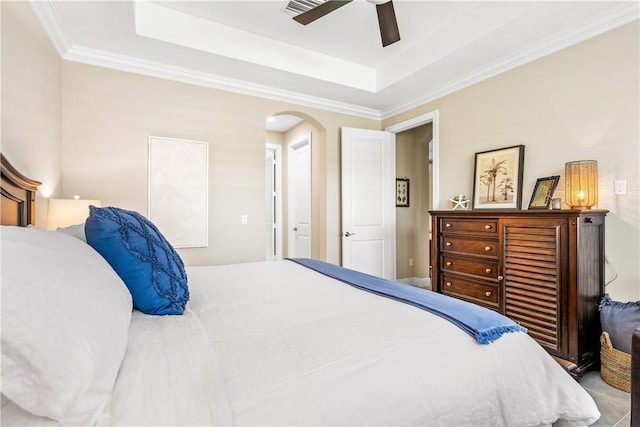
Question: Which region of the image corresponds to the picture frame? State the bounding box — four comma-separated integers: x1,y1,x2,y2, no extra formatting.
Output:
396,178,409,207
472,145,525,209
528,175,560,210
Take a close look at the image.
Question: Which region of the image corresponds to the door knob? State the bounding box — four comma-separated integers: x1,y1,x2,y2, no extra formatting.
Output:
292,227,298,231
344,232,355,237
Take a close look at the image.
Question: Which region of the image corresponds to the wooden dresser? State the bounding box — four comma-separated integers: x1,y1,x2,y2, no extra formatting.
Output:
430,209,607,376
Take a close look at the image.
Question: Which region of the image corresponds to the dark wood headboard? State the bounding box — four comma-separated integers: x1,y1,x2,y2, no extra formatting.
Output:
1,154,42,226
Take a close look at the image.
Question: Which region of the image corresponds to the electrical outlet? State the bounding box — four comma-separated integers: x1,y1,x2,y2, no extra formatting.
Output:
614,180,627,195
241,215,248,224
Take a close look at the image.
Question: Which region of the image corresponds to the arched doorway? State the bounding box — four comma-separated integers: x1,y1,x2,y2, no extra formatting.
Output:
265,112,327,261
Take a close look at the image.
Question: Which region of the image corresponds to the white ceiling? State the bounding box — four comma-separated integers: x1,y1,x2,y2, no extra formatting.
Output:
266,114,304,132
31,1,638,121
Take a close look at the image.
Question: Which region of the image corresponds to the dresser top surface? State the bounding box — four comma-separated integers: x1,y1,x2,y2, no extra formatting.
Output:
430,209,608,218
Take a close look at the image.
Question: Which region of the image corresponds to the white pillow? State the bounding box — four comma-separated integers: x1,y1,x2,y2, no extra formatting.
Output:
1,226,132,425
56,223,86,242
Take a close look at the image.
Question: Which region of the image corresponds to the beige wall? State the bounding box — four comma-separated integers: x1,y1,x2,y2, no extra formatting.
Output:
384,21,640,301
60,62,378,266
1,1,62,226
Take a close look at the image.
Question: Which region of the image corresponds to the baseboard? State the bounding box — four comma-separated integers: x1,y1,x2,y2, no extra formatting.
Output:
397,277,431,290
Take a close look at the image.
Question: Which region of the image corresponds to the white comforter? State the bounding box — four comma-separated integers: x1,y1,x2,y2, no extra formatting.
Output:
103,260,599,426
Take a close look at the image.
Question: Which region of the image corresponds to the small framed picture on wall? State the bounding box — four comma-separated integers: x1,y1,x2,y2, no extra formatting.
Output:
396,178,409,207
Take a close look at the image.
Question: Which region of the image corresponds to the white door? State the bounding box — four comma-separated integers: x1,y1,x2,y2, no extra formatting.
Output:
265,144,283,261
288,134,312,258
265,148,275,260
341,127,396,279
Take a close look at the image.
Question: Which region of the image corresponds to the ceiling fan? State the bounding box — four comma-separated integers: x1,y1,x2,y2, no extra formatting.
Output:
292,0,400,47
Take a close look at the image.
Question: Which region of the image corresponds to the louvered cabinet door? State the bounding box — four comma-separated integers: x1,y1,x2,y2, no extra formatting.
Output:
501,219,568,359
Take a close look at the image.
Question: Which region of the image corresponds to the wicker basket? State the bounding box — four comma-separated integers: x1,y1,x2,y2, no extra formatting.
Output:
600,331,631,392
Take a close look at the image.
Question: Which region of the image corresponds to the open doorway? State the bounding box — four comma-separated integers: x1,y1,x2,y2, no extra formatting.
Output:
265,113,323,261
386,110,439,288
394,124,432,288
339,110,439,282
265,114,302,261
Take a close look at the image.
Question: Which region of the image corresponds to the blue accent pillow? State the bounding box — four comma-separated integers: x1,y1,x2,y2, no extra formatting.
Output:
85,206,189,315
599,294,640,354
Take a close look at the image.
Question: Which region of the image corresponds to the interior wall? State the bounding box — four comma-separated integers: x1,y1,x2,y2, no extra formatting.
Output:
396,124,432,280
1,1,62,227
60,62,379,266
383,21,640,301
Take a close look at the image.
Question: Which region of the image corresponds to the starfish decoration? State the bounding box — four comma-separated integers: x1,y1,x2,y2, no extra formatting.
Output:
449,194,470,210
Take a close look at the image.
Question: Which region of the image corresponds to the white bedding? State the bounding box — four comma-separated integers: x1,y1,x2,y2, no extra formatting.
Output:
106,260,599,426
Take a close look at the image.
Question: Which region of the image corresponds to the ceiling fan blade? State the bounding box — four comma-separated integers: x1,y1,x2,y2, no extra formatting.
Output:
376,1,400,47
293,1,353,25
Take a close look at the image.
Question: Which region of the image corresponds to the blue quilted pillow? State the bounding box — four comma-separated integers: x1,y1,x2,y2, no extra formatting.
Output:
85,206,189,315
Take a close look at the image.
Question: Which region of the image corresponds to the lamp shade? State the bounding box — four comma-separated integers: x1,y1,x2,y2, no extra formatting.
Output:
565,160,598,209
46,198,102,230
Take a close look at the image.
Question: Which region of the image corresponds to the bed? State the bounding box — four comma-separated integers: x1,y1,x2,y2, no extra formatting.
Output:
0,154,616,426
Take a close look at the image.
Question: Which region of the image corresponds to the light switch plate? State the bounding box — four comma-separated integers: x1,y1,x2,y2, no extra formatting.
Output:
614,180,627,195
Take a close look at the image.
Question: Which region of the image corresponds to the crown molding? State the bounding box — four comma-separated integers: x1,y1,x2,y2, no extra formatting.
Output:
29,0,638,123
380,4,639,119
63,46,382,120
28,1,72,56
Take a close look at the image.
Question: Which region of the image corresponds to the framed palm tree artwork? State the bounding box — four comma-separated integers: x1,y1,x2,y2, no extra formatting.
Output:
472,145,525,209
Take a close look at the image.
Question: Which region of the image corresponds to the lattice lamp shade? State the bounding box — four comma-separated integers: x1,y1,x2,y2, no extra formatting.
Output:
46,197,102,230
565,160,598,209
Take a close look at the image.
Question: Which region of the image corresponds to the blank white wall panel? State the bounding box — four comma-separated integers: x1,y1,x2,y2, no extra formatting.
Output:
148,136,208,248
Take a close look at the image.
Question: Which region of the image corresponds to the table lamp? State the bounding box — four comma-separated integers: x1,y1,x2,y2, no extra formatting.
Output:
46,195,102,230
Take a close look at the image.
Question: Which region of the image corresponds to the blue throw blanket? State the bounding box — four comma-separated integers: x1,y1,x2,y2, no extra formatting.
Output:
288,258,526,344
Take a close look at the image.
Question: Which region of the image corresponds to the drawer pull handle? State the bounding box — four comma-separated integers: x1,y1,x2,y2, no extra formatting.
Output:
498,275,504,281
446,242,452,247
445,223,452,228
446,282,452,287
485,268,492,273
484,246,492,251
485,224,492,230
485,291,492,297
446,261,452,267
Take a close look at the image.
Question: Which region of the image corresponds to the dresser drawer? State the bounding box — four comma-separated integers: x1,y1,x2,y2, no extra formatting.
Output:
441,275,500,309
440,236,498,258
441,218,497,234
441,255,499,280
